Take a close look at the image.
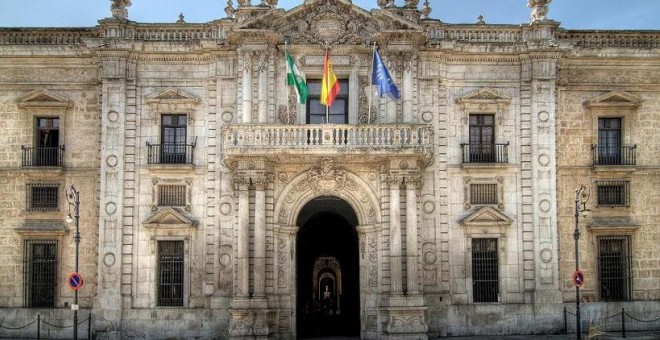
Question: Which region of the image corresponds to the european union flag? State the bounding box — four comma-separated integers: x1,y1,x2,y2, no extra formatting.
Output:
372,49,400,101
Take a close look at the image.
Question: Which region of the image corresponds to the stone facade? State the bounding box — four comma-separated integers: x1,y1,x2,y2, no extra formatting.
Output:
0,0,658,339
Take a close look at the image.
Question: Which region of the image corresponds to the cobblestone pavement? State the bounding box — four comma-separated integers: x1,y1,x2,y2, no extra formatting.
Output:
435,331,660,340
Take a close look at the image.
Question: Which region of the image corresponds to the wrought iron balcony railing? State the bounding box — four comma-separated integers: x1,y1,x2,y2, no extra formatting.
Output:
21,146,64,167
591,145,636,166
146,142,195,165
223,124,433,155
461,142,509,164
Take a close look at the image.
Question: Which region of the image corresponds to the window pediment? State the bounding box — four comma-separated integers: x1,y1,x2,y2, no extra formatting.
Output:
585,91,641,110
143,207,196,230
457,88,511,106
146,88,199,114
588,216,640,235
460,206,512,229
15,219,68,236
17,89,72,110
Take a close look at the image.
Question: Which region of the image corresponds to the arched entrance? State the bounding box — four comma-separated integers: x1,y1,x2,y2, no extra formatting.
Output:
296,196,360,338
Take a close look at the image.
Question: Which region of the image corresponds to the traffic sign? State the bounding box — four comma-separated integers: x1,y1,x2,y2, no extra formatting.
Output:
572,270,585,288
68,272,84,291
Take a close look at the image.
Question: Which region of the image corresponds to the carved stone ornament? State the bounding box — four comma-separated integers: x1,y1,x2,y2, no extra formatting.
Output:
110,0,131,20
143,207,196,230
456,88,511,125
303,157,347,194
528,0,551,23
287,2,369,45
17,89,72,110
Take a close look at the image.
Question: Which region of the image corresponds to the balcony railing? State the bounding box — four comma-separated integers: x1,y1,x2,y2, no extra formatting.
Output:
147,143,195,165
592,145,636,166
21,146,64,167
224,124,432,152
461,142,509,164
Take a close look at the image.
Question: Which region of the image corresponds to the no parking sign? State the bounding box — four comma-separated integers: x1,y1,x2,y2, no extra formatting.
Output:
572,270,585,288
67,272,84,291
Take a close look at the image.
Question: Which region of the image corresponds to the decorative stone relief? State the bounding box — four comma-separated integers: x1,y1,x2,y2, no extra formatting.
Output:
277,236,288,288
368,236,378,287
285,2,369,45
528,0,551,23
279,104,295,124
110,0,131,20
386,314,428,334
151,177,193,212
463,176,505,210
358,75,377,124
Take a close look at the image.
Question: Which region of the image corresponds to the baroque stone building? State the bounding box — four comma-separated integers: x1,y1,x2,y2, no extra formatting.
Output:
0,0,658,338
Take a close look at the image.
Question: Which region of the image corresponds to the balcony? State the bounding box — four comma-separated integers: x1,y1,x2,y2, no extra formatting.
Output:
21,146,64,167
461,142,509,164
592,145,636,166
222,124,433,161
146,143,195,165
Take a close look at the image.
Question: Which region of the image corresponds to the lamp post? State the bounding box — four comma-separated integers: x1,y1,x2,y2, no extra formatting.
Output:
574,184,590,339
65,185,80,340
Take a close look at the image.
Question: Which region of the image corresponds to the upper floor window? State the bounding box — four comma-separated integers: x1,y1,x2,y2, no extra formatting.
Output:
158,184,187,207
159,114,189,164
598,236,632,301
472,238,499,303
157,240,184,307
22,117,63,167
26,183,59,211
306,79,349,124
466,114,498,163
36,117,60,148
597,118,621,163
470,183,498,205
24,240,58,307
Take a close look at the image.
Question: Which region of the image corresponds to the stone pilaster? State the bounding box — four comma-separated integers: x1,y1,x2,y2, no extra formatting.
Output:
240,51,253,123
252,176,267,297
405,175,421,294
234,175,250,297
388,174,403,294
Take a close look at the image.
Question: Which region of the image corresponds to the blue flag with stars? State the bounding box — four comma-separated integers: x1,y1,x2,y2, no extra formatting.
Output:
371,49,400,101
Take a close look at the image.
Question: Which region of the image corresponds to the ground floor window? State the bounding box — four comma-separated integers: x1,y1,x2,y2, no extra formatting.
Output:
157,240,184,306
598,236,632,301
24,240,57,307
472,238,499,303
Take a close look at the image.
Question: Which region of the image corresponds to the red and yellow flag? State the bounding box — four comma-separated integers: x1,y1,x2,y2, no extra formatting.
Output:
320,50,340,107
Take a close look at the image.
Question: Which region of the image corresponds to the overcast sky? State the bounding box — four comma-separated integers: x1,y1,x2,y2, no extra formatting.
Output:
0,0,658,30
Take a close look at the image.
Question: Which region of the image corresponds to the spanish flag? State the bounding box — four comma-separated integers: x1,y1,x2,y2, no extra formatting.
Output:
320,50,340,107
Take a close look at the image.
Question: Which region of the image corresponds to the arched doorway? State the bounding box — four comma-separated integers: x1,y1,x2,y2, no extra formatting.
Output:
296,196,360,338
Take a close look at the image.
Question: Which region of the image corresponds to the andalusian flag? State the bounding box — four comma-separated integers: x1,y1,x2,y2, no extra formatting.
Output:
286,51,308,104
320,50,340,107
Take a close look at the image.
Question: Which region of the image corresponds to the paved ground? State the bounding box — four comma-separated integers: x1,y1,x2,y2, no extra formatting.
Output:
304,331,660,339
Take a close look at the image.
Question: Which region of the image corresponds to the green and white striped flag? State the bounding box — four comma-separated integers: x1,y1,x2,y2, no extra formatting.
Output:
285,51,308,104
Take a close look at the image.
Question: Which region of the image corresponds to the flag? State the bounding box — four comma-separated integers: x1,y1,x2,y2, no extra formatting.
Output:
372,49,400,101
321,50,340,107
286,50,308,104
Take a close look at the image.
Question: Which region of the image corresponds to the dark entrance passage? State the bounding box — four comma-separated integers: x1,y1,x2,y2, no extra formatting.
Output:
296,196,360,338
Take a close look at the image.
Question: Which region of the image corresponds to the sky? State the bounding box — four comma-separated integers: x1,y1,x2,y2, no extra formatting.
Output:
0,0,658,30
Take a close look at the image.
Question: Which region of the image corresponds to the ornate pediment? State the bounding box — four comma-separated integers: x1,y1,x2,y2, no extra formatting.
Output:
143,207,196,230
146,88,198,113
460,206,512,228
232,0,424,46
457,88,511,105
17,89,72,109
585,91,642,109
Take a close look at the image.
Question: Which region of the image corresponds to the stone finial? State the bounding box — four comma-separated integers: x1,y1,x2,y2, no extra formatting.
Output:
528,0,551,23
476,15,485,25
225,0,236,18
176,13,186,24
420,0,431,19
110,0,131,20
265,0,278,6
405,0,419,8
236,0,251,7
377,0,387,8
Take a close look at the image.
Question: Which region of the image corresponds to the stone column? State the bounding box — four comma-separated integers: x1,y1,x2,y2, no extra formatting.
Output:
253,176,266,297
241,51,253,123
235,176,250,297
257,55,268,123
402,58,414,123
405,176,421,294
388,175,403,294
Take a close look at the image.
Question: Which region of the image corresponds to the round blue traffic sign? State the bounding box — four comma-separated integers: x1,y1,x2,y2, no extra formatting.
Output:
68,272,84,291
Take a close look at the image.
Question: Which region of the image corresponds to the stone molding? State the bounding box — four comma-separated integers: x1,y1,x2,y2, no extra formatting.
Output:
17,89,72,110
143,207,196,230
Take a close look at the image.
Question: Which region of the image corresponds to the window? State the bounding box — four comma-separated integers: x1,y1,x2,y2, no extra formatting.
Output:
597,118,621,165
598,236,632,301
306,79,349,124
158,185,186,207
470,183,498,205
472,238,499,303
24,240,57,307
26,183,59,211
596,180,629,207
161,114,187,164
32,117,60,166
468,114,494,162
158,240,184,306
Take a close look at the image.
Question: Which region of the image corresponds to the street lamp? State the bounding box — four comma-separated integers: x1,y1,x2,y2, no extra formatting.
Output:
574,184,590,339
65,185,80,340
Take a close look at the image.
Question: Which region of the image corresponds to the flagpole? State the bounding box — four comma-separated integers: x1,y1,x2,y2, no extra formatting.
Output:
325,48,330,124
368,42,376,124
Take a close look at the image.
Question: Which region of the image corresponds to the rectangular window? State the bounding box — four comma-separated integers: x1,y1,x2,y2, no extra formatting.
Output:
597,118,622,164
34,117,61,166
469,114,495,162
158,185,186,207
598,236,632,301
470,183,498,205
306,79,349,124
596,180,629,207
161,114,187,164
26,183,59,211
24,240,57,307
472,238,499,303
158,240,184,307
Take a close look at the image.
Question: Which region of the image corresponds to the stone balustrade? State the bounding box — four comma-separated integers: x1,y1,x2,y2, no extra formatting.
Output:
557,30,660,48
428,26,522,43
223,124,433,156
0,28,98,45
